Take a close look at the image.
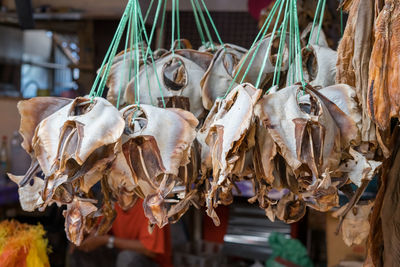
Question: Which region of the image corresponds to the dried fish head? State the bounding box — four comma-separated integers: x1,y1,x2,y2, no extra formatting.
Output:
200,44,247,110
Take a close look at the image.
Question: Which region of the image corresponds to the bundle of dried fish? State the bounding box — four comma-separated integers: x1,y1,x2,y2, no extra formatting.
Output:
124,49,213,118
200,44,247,110
254,84,364,215
201,83,262,225
10,96,125,245
120,104,198,227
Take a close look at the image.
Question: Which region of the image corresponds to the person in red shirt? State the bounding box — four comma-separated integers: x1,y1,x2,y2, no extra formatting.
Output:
69,198,173,267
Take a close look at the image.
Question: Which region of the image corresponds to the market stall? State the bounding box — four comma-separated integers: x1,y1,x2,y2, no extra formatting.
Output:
0,0,398,266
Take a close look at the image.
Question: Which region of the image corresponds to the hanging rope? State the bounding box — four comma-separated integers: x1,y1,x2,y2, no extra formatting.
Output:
199,0,224,46
254,0,287,88
157,0,167,49
293,0,306,90
271,0,290,89
146,0,163,57
190,0,206,45
340,0,344,37
307,0,326,47
136,0,166,107
176,0,181,49
194,0,215,50
116,4,134,108
223,0,283,98
89,0,133,98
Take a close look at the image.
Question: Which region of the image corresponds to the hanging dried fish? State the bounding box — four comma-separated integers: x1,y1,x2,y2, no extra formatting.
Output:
120,104,198,227
287,44,337,88
337,0,377,146
368,0,400,131
202,83,262,225
124,49,213,118
200,44,247,110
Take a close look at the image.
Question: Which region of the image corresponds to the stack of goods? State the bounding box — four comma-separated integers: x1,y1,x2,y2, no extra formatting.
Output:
8,0,397,255
0,220,50,267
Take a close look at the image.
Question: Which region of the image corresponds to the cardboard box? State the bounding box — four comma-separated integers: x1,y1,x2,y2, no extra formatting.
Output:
326,212,366,267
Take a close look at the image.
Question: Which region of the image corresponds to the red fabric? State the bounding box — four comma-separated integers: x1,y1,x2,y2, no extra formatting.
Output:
112,199,173,267
248,0,274,20
202,206,230,243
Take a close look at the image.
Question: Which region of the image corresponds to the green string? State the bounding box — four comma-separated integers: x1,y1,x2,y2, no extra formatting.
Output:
254,0,286,88
133,0,141,105
171,0,176,54
190,0,206,45
157,0,167,49
223,0,282,98
194,0,215,50
316,0,326,44
143,0,155,23
307,0,325,47
293,0,306,89
288,1,294,85
97,3,132,97
176,0,181,49
89,0,132,98
146,0,163,57
340,1,343,37
116,4,134,108
271,0,290,88
200,0,224,46
136,0,166,107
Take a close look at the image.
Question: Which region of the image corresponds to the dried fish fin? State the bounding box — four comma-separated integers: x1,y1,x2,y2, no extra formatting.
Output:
17,97,71,154
64,198,98,245
8,174,44,212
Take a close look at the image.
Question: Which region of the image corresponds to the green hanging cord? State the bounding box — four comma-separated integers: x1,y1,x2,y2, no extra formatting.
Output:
315,0,326,45
239,0,284,86
139,32,155,105
223,0,283,97
293,0,306,89
96,1,133,97
136,0,166,108
190,0,206,45
307,0,323,47
89,0,133,98
200,0,224,46
116,4,134,109
271,0,290,89
158,0,167,49
171,0,176,54
176,0,181,49
143,0,155,24
288,0,294,85
146,0,163,58
340,0,344,37
254,0,286,88
195,0,214,50
133,0,141,105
